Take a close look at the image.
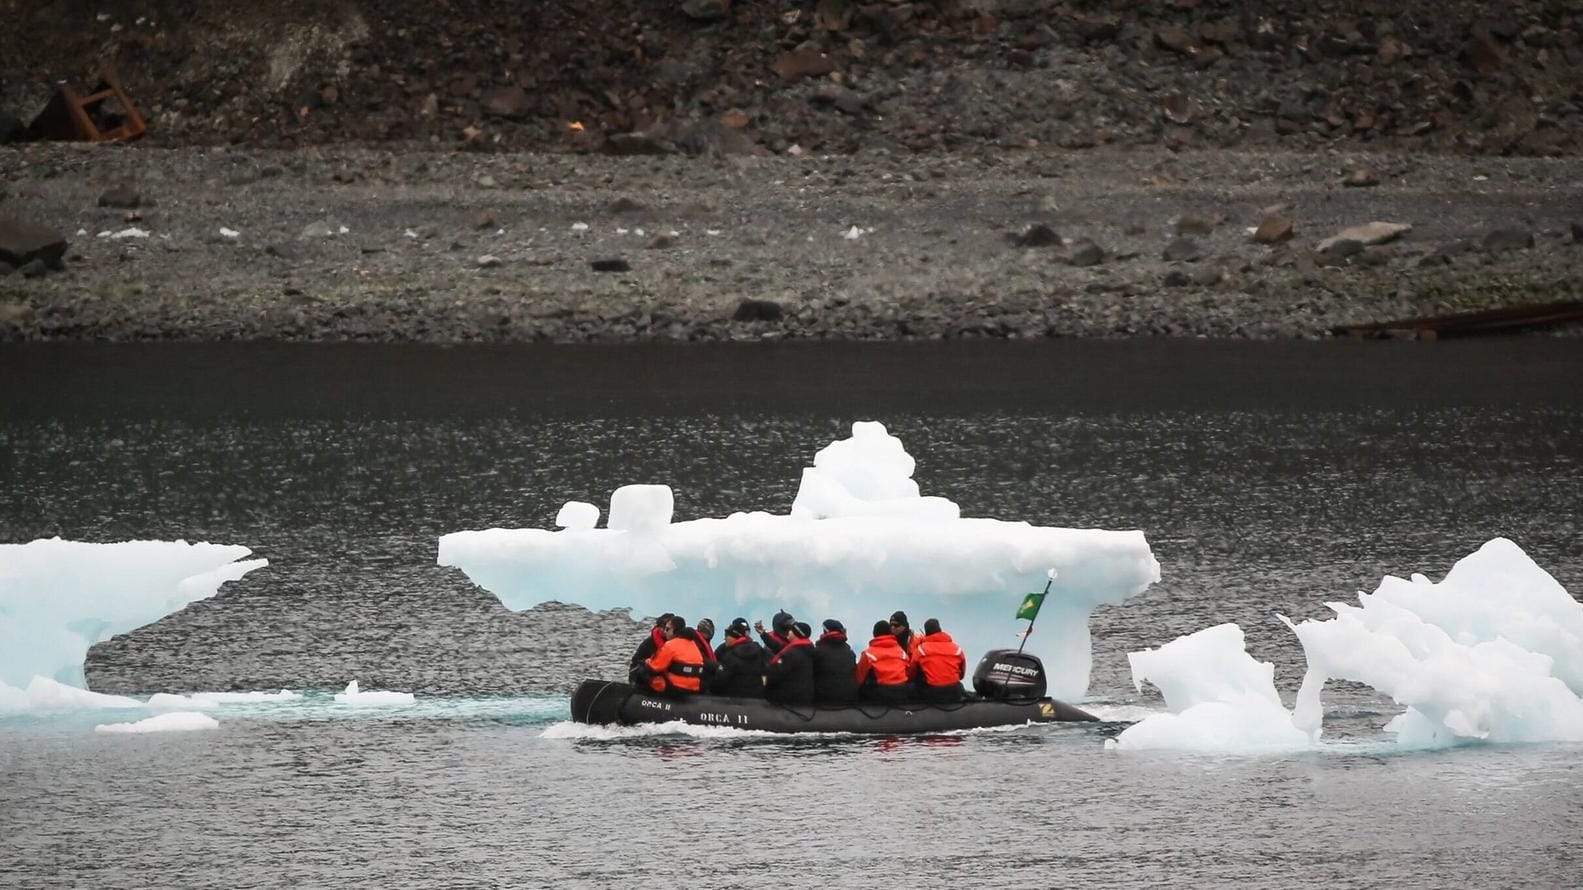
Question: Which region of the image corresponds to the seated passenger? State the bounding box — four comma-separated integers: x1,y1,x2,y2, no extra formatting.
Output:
644,615,706,696
812,619,858,705
889,611,920,660
912,618,967,702
755,610,796,657
856,620,913,705
712,617,767,698
764,621,816,705
628,612,674,686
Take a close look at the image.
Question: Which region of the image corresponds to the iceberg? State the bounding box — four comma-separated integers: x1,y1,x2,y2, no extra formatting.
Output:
439,421,1161,700
1114,538,1583,753
1284,538,1583,746
1111,624,1310,753
0,538,267,690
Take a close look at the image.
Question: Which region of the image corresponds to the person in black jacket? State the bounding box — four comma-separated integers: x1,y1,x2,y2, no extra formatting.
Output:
627,613,675,686
812,619,858,705
755,610,796,657
712,618,767,698
764,621,816,705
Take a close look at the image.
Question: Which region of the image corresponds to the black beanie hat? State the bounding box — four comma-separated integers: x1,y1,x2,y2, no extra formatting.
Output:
727,617,750,637
697,618,715,638
791,621,812,638
772,610,795,634
923,618,941,635
822,618,845,634
873,620,893,637
890,610,908,626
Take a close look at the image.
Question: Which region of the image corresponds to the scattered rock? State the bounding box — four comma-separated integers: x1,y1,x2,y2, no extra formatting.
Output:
607,197,646,214
1162,236,1202,262
1012,223,1061,247
1319,239,1364,266
476,255,502,268
681,0,728,21
18,258,48,278
1317,222,1411,252
472,211,495,229
811,85,867,115
773,47,837,83
1066,240,1106,267
0,217,68,269
733,299,785,322
98,184,142,209
1572,223,1583,243
1175,214,1216,236
1357,246,1395,268
1252,217,1294,244
1161,94,1194,125
299,221,335,239
1343,169,1380,187
1155,28,1196,56
1163,270,1192,287
645,233,677,249
1482,227,1534,252
481,85,531,120
604,132,674,156
590,258,631,272
0,260,13,276
1190,266,1224,287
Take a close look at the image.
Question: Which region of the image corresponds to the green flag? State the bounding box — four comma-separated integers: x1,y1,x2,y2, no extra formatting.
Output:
1015,591,1046,622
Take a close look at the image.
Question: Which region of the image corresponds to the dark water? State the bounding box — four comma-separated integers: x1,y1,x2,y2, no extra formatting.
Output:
2,340,1581,888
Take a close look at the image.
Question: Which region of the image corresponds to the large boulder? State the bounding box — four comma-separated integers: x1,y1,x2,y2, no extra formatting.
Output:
0,217,67,270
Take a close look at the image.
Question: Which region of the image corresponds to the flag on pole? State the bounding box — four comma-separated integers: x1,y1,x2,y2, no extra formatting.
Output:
1015,591,1046,622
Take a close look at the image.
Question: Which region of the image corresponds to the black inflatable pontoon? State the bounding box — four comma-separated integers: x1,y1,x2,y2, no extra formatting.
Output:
570,650,1098,734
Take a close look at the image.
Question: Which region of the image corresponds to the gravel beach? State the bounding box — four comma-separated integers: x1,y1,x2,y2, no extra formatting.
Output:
4,143,1580,341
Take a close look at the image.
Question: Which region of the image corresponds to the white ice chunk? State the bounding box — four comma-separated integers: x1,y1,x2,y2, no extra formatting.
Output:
439,422,1160,700
95,711,219,733
0,676,143,713
0,538,267,688
218,227,240,239
144,689,300,710
1112,624,1310,753
607,484,674,531
99,227,149,239
791,421,958,520
1283,539,1583,746
333,679,415,706
555,501,600,530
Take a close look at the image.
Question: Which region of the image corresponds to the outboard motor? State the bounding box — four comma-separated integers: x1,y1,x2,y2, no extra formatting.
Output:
571,680,633,725
972,649,1048,701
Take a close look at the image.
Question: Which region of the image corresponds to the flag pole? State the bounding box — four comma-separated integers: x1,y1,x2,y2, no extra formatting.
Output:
1014,570,1056,658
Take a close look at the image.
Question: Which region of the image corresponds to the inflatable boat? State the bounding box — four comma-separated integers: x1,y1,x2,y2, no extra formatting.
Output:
570,649,1098,734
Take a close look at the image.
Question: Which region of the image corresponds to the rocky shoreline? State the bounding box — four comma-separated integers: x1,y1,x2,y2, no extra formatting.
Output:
2,142,1581,342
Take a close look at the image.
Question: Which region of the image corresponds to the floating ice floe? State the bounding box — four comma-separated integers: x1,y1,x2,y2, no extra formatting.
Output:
1109,624,1310,753
95,712,220,734
439,421,1161,701
145,690,301,710
1112,538,1583,753
98,228,150,239
333,680,415,706
1284,538,1583,747
0,676,143,713
0,538,267,690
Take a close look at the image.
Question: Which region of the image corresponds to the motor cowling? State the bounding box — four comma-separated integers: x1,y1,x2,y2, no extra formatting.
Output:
972,649,1047,701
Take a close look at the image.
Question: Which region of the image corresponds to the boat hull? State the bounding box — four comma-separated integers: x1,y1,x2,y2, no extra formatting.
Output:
571,679,1097,734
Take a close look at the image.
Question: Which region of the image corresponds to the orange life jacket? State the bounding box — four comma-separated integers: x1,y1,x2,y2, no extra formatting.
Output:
914,630,966,687
856,635,911,687
647,635,705,693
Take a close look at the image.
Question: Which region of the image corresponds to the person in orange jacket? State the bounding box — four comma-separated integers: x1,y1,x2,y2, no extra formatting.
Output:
912,617,967,702
645,615,706,695
856,620,913,705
